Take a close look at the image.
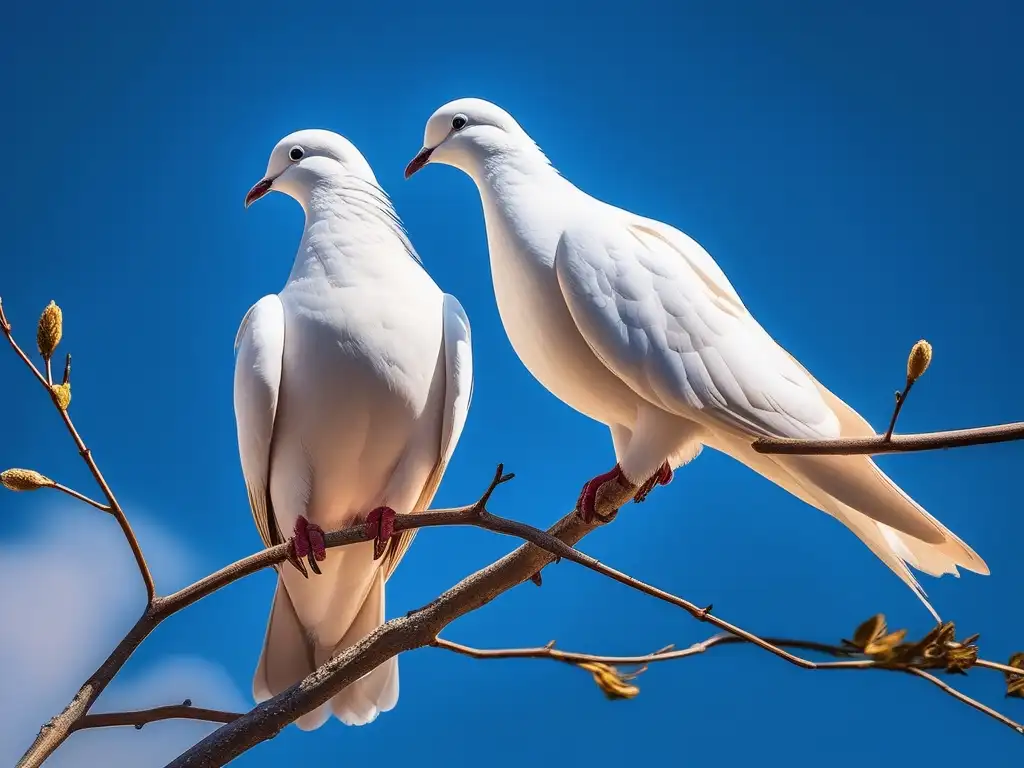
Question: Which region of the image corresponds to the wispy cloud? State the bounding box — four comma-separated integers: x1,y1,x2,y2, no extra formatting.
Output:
0,506,248,767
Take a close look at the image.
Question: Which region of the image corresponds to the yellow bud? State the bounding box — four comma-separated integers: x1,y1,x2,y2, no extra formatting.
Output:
36,301,63,360
0,468,54,492
50,382,71,410
906,340,932,383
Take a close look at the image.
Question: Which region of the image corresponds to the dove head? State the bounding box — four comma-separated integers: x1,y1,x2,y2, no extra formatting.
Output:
405,98,545,181
245,129,379,209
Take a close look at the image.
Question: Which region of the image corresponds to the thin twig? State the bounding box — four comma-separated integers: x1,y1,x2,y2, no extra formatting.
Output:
753,421,1024,455
0,301,156,603
435,634,1024,737
884,379,914,441
72,705,241,732
907,668,1024,736
433,633,859,667
976,659,1024,679
51,482,113,514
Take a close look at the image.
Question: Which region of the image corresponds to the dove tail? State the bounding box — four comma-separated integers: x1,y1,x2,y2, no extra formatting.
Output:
253,570,398,730
253,578,331,731
704,432,986,620
316,567,398,726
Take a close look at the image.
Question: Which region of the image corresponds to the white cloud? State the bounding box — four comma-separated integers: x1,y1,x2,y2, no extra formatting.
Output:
0,506,248,767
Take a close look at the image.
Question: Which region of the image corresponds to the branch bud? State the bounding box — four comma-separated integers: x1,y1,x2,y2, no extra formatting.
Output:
50,382,71,410
36,301,63,360
1,469,54,492
906,340,932,383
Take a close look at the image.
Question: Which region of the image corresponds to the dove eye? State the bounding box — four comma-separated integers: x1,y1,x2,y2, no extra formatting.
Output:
451,115,468,131
288,146,304,162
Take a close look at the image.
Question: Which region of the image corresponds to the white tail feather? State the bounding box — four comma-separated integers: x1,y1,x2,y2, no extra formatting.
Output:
253,568,397,730
315,567,398,726
704,431,982,620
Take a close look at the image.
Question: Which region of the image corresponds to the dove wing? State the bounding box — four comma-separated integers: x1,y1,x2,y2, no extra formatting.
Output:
233,294,286,549
553,217,839,442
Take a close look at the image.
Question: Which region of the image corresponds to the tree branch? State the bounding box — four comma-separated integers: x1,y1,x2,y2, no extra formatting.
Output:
50,482,112,514
434,634,1024,736
72,704,241,732
753,421,1024,455
0,299,155,601
907,668,1023,735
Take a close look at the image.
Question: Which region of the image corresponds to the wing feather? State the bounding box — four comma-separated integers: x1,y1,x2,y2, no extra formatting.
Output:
554,218,839,442
233,295,286,549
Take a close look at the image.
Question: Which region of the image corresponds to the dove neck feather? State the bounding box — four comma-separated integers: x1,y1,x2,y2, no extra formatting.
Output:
287,174,420,283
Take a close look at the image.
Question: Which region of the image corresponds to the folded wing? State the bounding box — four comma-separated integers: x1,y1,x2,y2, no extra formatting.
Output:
233,294,286,549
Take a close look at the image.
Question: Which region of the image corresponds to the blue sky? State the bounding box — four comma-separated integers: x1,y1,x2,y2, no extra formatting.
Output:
1,1,1022,765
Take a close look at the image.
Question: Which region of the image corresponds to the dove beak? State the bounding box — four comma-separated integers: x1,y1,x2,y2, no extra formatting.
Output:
244,178,274,208
404,147,433,179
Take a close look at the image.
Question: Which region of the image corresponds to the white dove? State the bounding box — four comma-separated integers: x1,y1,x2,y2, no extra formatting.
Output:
405,98,986,619
235,129,472,729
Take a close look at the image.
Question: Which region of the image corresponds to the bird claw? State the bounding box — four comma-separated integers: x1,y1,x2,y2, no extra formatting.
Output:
364,506,397,561
633,462,673,504
575,465,628,524
286,515,326,578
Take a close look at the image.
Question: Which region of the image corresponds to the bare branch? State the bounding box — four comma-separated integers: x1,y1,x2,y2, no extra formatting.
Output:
72,704,241,732
907,668,1024,735
0,300,155,601
435,633,1024,737
753,421,1024,455
50,482,113,514
884,381,914,442
433,633,855,667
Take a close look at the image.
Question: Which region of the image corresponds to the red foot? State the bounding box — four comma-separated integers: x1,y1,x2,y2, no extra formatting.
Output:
364,506,397,561
633,461,673,504
287,516,327,578
576,465,628,524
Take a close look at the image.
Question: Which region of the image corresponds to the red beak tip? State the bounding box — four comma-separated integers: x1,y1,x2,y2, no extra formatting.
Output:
244,178,274,208
404,149,433,180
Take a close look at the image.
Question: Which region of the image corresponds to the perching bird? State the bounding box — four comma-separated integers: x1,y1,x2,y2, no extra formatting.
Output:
235,129,473,729
404,98,986,620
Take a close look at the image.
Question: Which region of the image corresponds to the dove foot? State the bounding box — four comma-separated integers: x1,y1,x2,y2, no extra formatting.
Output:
365,506,397,561
576,464,631,524
286,516,327,578
633,462,673,504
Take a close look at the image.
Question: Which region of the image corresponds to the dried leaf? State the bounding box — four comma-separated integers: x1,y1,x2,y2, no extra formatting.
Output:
935,621,957,646
906,340,933,383
914,623,947,651
852,614,888,651
865,629,907,658
578,662,641,700
50,382,71,410
1006,653,1024,699
945,644,978,674
0,468,54,492
36,301,62,360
